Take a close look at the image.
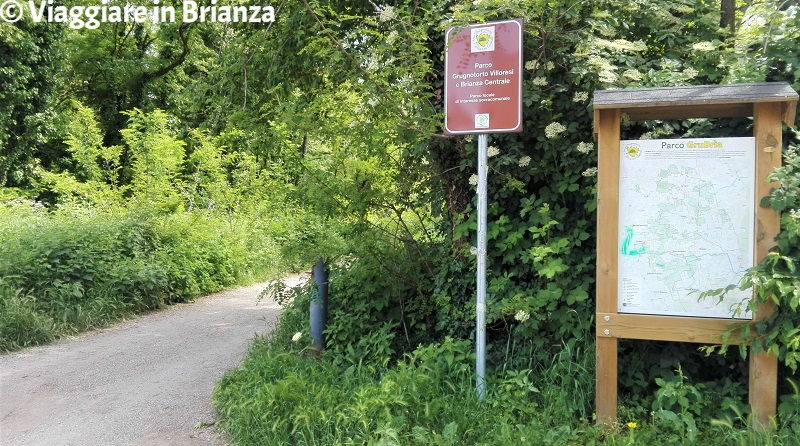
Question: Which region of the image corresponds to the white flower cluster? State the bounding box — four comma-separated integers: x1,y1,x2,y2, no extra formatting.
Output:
518,155,531,167
487,146,500,157
594,38,647,53
532,77,548,86
582,167,598,177
576,142,594,154
683,67,699,78
378,5,395,22
469,174,479,186
622,69,642,81
599,70,618,83
588,55,615,71
599,26,617,38
525,60,537,70
514,310,530,323
545,122,567,139
692,41,716,52
573,91,589,102
790,209,800,220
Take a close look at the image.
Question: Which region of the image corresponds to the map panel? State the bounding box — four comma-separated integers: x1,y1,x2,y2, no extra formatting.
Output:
618,138,755,319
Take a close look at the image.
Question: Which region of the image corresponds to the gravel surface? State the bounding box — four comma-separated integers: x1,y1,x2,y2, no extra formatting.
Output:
0,274,306,446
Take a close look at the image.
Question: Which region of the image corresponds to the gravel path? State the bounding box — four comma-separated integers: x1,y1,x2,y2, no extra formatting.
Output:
0,274,306,446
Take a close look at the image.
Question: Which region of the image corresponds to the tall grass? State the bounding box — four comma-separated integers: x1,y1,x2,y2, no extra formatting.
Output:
213,282,800,446
0,200,291,351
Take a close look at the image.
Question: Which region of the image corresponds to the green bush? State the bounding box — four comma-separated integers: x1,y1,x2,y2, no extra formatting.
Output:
214,287,800,445
0,200,293,351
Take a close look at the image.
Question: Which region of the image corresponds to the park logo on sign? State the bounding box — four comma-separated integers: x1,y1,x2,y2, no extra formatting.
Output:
475,114,490,128
624,143,641,160
471,27,495,52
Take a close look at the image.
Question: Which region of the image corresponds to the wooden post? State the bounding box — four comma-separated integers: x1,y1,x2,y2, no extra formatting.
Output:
750,102,782,429
596,108,620,425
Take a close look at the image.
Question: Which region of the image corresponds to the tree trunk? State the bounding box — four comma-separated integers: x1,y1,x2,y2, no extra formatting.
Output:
720,0,736,33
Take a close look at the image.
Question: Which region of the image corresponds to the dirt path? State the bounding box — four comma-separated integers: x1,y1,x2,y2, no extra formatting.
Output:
0,274,306,446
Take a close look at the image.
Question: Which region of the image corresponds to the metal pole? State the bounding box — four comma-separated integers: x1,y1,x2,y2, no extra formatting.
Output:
476,134,488,401
310,258,329,351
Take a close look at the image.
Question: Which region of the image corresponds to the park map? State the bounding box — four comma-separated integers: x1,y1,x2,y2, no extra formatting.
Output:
617,138,755,319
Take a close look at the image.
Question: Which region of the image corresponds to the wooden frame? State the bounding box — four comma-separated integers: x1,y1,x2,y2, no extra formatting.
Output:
593,83,798,429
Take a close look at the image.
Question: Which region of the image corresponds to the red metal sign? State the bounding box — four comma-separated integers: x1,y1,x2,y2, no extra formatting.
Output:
444,18,523,135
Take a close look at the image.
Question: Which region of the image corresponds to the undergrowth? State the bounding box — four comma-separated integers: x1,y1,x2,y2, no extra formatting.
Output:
0,199,297,351
213,279,800,446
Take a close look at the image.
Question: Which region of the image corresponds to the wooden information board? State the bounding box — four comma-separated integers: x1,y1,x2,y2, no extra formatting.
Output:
593,82,798,429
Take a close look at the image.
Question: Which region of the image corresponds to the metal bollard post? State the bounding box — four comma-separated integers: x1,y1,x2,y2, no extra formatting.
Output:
310,258,329,351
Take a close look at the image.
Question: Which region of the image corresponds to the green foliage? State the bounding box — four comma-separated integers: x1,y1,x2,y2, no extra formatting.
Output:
214,292,800,445
322,241,440,367
0,198,292,351
652,366,703,444
0,19,63,187
121,109,187,212
703,133,800,374
0,284,54,351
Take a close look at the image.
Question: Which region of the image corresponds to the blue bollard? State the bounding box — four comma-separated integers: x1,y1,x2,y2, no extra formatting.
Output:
310,258,329,351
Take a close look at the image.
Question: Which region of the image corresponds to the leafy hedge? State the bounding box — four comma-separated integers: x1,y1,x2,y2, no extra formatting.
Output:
0,201,290,351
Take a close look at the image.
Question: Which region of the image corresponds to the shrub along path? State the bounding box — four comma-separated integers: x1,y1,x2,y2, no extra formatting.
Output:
0,274,306,446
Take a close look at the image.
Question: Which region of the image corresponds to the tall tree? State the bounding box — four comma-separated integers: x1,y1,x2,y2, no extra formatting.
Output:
0,21,62,187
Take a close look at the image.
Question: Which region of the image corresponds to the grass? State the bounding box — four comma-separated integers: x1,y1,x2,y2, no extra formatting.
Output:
212,284,800,446
0,201,293,352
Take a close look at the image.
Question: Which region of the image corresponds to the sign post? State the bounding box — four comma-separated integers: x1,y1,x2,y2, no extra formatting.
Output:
444,18,523,400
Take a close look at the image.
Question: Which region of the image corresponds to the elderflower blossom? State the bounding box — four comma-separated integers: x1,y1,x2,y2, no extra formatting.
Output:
378,6,396,22
599,69,618,84
576,142,594,154
525,60,537,70
588,55,615,71
468,174,479,186
292,332,303,342
582,167,598,177
790,209,800,220
594,38,647,52
487,146,500,157
546,61,554,71
675,5,694,14
545,122,567,139
692,41,716,52
518,155,531,167
683,67,699,78
532,76,548,86
573,91,589,102
514,310,530,323
599,26,616,38
622,69,642,81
